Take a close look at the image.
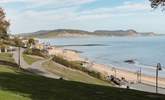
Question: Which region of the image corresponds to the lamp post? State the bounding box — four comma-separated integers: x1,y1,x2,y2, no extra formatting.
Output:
156,63,162,94
15,37,22,69
139,67,142,83
137,67,142,83
112,67,117,77
18,46,21,69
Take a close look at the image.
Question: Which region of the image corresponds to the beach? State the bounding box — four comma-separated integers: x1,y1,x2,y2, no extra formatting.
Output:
89,63,165,88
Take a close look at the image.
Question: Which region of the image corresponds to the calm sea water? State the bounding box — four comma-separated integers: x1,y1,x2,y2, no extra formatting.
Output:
40,36,165,77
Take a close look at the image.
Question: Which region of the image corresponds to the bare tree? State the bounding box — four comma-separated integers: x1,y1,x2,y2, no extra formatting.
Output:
149,0,165,8
0,7,10,39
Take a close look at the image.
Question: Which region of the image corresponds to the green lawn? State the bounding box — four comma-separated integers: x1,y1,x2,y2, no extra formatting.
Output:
43,60,110,86
0,90,30,100
0,66,30,100
0,53,15,63
23,54,43,65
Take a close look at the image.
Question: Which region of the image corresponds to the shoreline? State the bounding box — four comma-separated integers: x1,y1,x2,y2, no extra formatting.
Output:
44,44,165,88
89,63,165,88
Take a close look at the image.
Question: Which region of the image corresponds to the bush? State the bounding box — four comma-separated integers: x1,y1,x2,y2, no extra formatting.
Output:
24,48,48,58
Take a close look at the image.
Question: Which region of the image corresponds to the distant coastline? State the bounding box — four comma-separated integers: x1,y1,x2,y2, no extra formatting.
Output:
17,29,162,38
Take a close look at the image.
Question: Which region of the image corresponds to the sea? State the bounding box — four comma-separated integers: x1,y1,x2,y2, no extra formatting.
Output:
40,36,165,78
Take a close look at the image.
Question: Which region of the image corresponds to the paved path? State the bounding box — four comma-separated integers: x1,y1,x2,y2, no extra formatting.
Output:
130,83,165,94
13,48,30,69
13,48,60,79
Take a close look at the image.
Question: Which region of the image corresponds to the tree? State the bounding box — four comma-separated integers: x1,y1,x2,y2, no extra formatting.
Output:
28,38,35,48
0,7,10,39
14,37,22,47
149,0,165,8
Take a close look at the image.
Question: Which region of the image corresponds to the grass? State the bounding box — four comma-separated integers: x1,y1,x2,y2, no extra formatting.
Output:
0,65,165,100
52,55,105,81
0,53,15,63
0,66,30,100
23,54,43,65
0,89,30,100
0,53,165,100
43,60,110,86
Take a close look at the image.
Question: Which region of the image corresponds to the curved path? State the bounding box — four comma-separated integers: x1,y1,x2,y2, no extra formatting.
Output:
13,48,60,79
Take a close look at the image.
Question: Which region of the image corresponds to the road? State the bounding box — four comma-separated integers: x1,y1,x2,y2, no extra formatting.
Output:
13,48,60,79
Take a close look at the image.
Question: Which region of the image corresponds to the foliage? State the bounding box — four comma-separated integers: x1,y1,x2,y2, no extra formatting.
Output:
24,48,48,58
149,0,165,8
13,37,23,47
27,38,35,48
2,37,24,47
0,7,10,39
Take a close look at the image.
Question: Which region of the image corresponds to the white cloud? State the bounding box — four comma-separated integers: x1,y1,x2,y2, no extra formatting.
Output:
0,0,96,6
81,2,151,15
2,0,158,33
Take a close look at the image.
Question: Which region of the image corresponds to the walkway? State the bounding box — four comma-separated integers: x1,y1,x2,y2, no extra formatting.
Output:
13,48,60,79
130,83,165,95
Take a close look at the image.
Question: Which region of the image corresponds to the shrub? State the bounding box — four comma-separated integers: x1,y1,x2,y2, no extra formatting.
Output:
24,48,48,58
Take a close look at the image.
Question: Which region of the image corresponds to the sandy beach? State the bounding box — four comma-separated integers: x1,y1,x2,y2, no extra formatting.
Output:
46,46,84,61
89,63,165,88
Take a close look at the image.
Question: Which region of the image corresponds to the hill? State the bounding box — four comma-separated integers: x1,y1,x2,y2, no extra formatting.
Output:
18,29,157,38
94,29,138,36
1,64,165,100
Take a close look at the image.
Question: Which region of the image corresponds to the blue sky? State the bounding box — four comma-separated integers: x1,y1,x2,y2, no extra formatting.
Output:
0,0,164,34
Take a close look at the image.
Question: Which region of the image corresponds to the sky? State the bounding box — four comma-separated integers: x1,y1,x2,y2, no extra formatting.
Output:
0,0,165,34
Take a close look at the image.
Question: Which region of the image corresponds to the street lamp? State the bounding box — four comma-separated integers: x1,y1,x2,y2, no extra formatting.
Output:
156,63,162,94
18,46,21,69
112,67,117,77
137,67,142,83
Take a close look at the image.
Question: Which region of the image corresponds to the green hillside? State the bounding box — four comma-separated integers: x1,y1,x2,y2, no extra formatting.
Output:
19,29,157,38
0,66,165,100
0,53,165,100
